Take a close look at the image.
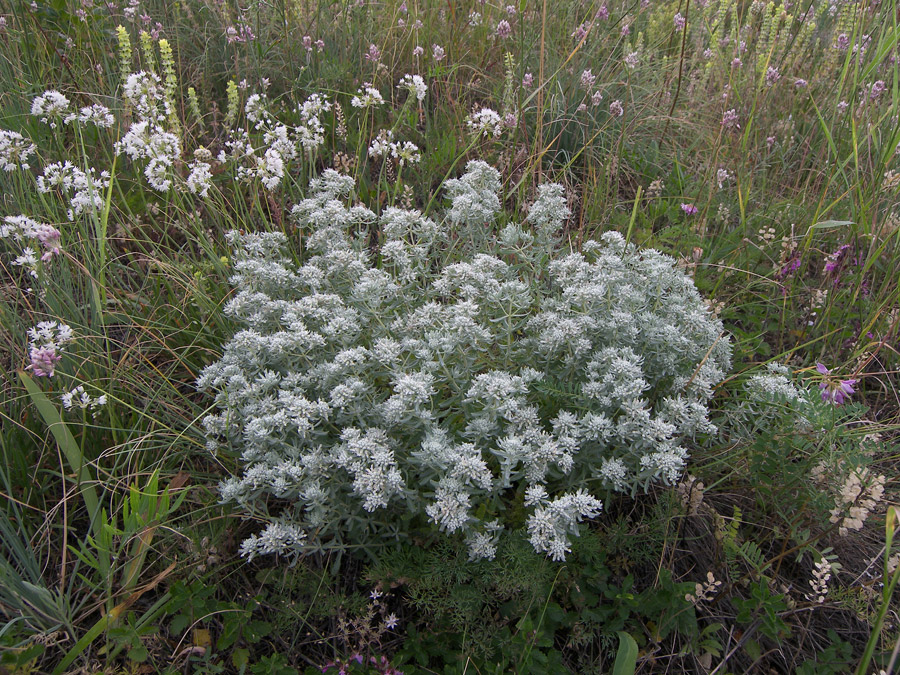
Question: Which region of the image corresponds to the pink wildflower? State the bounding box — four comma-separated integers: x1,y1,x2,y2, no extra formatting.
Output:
365,43,381,62
572,23,589,41
816,363,857,405
28,346,62,377
722,108,740,129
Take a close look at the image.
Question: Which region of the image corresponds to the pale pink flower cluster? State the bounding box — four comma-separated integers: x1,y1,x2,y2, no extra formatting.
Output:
1,215,61,265
26,321,74,378
225,23,255,44
722,108,740,129
301,35,325,52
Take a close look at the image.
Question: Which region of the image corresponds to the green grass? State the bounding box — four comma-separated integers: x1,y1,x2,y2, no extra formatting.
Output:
0,0,899,672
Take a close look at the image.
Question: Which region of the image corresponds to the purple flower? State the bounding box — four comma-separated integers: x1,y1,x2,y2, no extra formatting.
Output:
778,255,801,279
817,362,858,405
673,12,686,31
681,203,698,216
225,22,255,44
580,69,596,90
496,20,512,38
868,80,886,100
34,223,61,260
365,43,381,62
722,108,740,129
824,244,851,274
27,346,62,377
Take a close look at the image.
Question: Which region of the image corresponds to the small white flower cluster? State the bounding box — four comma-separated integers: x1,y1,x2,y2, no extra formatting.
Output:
466,107,504,137
398,74,427,102
64,104,115,128
61,385,107,415
36,161,110,218
186,159,213,197
31,90,71,128
117,71,181,192
199,162,731,563
28,321,74,348
123,72,170,123
296,92,332,153
223,92,332,191
116,121,181,191
351,86,386,108
369,129,421,167
236,146,284,190
0,129,37,171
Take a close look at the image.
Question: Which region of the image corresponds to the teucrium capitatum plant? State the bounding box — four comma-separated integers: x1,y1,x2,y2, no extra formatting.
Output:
198,161,731,563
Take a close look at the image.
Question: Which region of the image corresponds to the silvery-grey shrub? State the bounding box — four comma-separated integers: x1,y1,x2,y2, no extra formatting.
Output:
198,161,732,563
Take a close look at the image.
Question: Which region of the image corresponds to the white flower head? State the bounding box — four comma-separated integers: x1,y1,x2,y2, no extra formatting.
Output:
351,86,385,108
31,90,70,128
0,129,37,171
466,108,504,138
398,73,427,102
65,104,115,128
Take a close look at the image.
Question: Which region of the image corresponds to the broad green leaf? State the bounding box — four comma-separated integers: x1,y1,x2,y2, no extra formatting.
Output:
612,631,638,675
